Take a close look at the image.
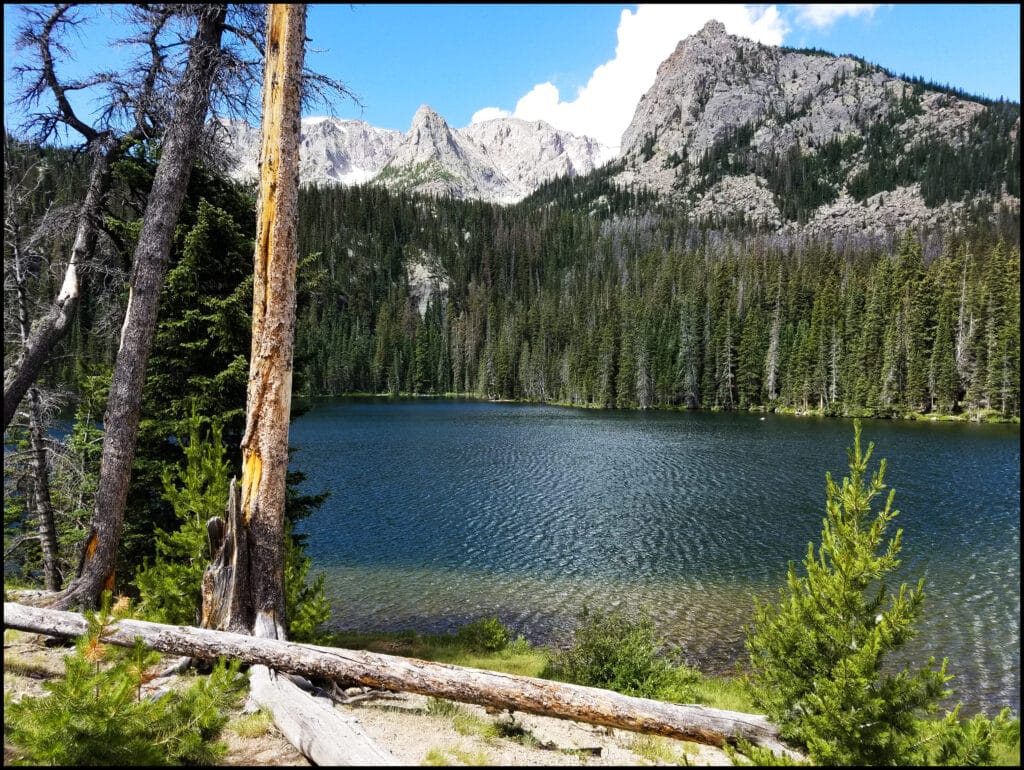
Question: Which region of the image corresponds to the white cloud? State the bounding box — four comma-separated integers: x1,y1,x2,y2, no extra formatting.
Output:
470,106,512,123
792,4,881,29
469,4,788,157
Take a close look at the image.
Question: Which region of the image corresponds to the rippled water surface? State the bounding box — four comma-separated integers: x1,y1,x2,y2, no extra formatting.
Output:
290,398,1020,714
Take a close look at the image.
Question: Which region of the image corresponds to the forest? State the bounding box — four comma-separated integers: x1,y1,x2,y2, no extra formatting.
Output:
289,179,1020,421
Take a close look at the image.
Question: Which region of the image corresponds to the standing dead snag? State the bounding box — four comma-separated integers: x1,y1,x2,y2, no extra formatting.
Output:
203,3,304,642
198,8,399,763
242,1,306,642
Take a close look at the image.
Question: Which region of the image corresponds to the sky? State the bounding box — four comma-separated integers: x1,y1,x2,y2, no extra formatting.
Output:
4,4,1020,156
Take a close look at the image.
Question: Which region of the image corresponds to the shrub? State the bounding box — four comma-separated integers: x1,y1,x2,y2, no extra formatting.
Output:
542,605,701,703
455,615,511,652
744,420,1013,765
3,595,246,766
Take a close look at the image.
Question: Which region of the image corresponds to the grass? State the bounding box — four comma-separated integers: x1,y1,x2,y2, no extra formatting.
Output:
229,709,273,739
326,628,548,678
689,673,758,713
629,734,694,765
424,697,501,739
421,745,490,765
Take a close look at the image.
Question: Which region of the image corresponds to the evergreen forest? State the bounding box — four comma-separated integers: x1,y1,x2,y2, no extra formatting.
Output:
291,179,1020,421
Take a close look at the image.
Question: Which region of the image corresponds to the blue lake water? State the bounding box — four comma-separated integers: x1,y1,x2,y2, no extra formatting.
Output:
289,398,1020,715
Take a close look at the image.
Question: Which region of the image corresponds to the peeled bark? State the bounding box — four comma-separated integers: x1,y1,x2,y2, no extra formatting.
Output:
202,2,304,638
4,601,806,762
52,5,229,611
202,478,252,633
237,2,305,639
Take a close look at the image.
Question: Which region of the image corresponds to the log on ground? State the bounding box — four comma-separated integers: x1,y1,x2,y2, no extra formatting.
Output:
3,601,805,761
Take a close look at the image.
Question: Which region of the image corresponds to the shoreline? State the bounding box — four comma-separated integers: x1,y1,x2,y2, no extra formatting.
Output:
294,391,1021,425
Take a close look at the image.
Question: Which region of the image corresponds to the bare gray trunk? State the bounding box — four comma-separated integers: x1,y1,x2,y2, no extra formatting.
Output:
9,220,61,590
27,388,61,590
53,5,228,611
3,140,113,433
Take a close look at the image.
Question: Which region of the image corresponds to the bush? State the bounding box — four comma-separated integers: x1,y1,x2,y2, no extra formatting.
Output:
455,615,510,652
542,606,701,703
3,595,246,766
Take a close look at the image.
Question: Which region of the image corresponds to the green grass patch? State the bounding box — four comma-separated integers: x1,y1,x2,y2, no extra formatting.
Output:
421,745,490,765
629,734,693,764
689,674,758,713
423,697,500,739
326,618,548,678
229,709,272,739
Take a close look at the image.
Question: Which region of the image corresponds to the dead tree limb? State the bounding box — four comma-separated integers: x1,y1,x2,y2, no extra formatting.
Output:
4,601,806,762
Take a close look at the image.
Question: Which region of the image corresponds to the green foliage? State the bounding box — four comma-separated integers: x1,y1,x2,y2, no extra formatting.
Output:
135,408,230,625
454,615,510,652
744,420,1011,765
921,706,1018,766
283,518,331,642
3,595,246,766
542,606,701,703
134,411,331,640
291,181,1018,420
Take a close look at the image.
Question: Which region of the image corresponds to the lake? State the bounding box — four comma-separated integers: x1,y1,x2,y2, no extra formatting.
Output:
289,398,1020,715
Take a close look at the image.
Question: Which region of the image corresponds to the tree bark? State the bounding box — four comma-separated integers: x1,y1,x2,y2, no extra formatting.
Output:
52,5,229,611
242,1,305,639
7,205,62,590
27,388,61,591
201,3,305,640
250,665,398,765
4,601,806,762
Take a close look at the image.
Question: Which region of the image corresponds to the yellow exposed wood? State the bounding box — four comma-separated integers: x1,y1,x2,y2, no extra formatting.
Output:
241,451,262,525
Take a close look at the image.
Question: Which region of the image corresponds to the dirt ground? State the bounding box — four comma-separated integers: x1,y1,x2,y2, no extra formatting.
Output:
4,631,732,766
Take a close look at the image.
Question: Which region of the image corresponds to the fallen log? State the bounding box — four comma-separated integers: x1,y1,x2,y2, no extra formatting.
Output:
4,601,805,761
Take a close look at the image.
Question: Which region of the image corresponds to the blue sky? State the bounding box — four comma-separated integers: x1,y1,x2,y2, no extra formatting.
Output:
4,4,1020,153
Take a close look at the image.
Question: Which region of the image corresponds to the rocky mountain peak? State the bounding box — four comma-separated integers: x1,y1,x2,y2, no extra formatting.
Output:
698,19,727,38
614,23,1018,238
409,104,449,135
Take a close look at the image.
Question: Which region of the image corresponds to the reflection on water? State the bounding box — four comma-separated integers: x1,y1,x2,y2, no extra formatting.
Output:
291,398,1020,715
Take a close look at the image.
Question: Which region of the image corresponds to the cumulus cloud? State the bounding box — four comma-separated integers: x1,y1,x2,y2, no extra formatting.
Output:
470,4,789,158
792,4,881,29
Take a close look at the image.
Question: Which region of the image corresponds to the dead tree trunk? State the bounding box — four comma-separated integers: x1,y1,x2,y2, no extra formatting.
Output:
52,5,229,611
27,388,61,590
203,2,304,641
7,194,62,590
198,7,352,764
4,601,806,762
2,137,114,435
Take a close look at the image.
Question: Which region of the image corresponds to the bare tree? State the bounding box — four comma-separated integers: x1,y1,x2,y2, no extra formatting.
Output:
204,2,306,640
4,149,63,588
2,4,166,432
51,5,233,610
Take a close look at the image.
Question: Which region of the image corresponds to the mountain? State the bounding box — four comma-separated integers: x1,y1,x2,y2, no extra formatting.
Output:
613,20,1020,237
220,20,1018,236
219,116,402,186
220,107,606,204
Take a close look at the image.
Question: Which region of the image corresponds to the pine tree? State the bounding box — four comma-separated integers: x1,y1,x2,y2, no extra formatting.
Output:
135,409,231,626
745,420,953,765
